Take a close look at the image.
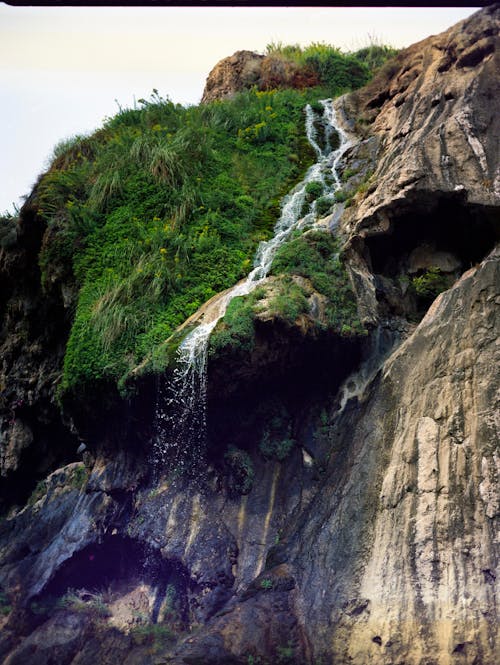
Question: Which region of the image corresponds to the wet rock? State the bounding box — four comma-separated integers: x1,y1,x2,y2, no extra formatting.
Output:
0,6,498,664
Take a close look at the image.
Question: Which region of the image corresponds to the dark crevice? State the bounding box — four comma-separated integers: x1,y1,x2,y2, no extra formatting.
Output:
207,323,365,459
362,195,499,319
0,419,78,513
366,198,498,277
38,536,191,627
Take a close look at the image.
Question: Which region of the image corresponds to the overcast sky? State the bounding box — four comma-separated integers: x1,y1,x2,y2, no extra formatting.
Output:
0,4,478,214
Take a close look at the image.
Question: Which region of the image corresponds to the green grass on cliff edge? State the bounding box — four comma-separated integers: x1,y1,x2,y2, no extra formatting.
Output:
32,43,393,400
37,87,321,398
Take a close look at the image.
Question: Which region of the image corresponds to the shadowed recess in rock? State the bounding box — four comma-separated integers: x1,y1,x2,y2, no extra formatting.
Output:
365,195,499,277
39,536,191,628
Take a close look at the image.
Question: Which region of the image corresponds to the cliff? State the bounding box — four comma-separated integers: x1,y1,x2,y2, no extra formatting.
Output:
0,6,498,665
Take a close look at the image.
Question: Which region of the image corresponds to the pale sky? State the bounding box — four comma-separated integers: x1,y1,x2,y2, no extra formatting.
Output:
0,4,478,214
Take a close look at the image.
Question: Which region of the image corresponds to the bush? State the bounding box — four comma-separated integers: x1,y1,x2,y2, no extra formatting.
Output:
270,230,365,335
36,87,324,399
412,267,452,300
224,446,255,495
265,42,374,96
259,400,296,461
315,196,333,217
130,623,175,651
268,278,309,324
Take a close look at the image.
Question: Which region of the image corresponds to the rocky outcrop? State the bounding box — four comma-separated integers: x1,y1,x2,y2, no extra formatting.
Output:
338,4,499,322
0,197,77,512
169,247,500,663
201,50,319,103
201,50,265,103
0,5,498,665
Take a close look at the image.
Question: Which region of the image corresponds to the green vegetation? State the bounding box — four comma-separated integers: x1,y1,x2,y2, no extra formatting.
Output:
27,463,88,507
209,230,365,360
315,196,333,217
224,446,255,495
260,578,273,590
412,267,452,301
0,588,11,616
208,288,265,358
277,644,295,662
32,38,388,401
259,401,296,461
70,463,89,490
266,43,370,95
28,478,47,506
36,87,325,399
270,230,365,334
130,623,175,651
352,42,400,73
57,589,111,618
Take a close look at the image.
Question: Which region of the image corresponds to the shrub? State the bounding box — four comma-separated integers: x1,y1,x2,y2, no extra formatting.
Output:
35,87,326,400
130,623,175,651
259,400,296,461
268,278,309,324
305,181,323,199
0,589,11,616
224,446,255,495
412,267,452,300
270,230,365,335
315,196,333,217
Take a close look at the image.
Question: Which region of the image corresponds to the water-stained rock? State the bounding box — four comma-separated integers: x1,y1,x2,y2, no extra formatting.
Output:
0,6,498,665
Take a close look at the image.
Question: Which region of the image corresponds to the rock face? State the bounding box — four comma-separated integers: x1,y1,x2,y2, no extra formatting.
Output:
201,50,265,103
0,195,77,512
201,49,319,103
338,4,499,323
0,6,499,665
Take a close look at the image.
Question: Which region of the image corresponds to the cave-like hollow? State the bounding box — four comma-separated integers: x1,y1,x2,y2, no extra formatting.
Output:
206,320,366,459
365,195,498,276
363,194,499,314
36,536,191,628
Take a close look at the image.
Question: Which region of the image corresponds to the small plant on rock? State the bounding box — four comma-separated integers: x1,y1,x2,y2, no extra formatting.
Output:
0,589,11,616
130,622,175,652
260,578,273,590
224,446,255,495
411,267,452,301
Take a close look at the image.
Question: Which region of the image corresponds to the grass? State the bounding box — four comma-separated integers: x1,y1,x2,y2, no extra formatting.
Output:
30,43,388,403
264,40,399,95
35,87,323,401
57,589,111,618
0,589,11,616
130,622,175,652
209,230,366,361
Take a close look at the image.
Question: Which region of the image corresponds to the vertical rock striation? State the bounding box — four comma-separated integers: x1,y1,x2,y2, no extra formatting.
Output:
0,6,498,664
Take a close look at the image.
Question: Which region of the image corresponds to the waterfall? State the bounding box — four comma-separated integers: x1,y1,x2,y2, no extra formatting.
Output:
153,99,356,472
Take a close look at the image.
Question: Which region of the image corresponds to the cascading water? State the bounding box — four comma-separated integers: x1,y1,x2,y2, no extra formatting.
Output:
153,99,356,473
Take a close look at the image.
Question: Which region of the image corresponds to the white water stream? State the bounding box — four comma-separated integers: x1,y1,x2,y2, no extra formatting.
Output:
153,99,356,471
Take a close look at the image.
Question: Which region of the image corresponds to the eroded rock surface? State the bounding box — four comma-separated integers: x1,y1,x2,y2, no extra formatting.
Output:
0,5,498,665
201,49,319,103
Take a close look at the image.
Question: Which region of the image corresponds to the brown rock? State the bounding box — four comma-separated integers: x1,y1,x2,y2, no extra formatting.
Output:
201,50,265,103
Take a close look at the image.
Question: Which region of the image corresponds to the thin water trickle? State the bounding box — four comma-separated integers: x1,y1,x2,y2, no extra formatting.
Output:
153,99,356,472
